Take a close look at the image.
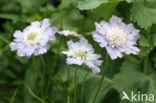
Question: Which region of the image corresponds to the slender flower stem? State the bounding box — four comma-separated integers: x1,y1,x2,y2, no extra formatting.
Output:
40,55,52,96
40,55,47,68
103,77,112,84
25,84,46,103
10,89,18,103
73,66,78,103
0,34,10,44
0,35,10,51
92,53,109,103
67,66,70,83
40,55,48,77
66,66,71,103
92,73,105,103
67,88,71,103
143,27,151,75
81,71,89,103
2,45,10,52
39,55,47,95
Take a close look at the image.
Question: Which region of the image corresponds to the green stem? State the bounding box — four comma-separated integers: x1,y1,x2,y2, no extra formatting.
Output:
67,88,71,103
25,84,46,103
40,55,47,68
73,66,78,103
103,77,112,84
40,55,50,96
10,89,18,103
2,45,10,52
0,34,10,44
92,53,109,103
92,73,105,103
67,66,70,83
66,66,71,103
81,71,89,103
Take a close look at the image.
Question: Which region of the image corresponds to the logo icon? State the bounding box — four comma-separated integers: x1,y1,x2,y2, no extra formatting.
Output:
122,91,130,101
121,91,155,102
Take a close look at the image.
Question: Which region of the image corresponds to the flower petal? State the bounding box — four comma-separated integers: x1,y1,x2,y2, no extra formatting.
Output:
66,58,84,65
86,61,101,74
93,31,108,47
106,46,123,60
41,18,51,30
110,15,122,24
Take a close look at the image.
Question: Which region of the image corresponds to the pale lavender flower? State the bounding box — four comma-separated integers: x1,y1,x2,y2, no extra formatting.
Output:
62,37,103,74
93,15,140,60
10,19,57,57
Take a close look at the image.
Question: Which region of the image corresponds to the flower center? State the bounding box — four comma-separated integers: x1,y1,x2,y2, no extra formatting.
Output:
74,50,87,59
24,29,44,46
27,32,37,41
105,27,127,47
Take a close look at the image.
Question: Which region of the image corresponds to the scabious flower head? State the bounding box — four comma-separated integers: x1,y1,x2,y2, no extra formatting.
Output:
10,19,57,57
62,37,103,74
93,15,140,60
58,30,81,38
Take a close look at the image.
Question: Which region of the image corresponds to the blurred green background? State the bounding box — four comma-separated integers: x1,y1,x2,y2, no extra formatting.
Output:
0,0,156,103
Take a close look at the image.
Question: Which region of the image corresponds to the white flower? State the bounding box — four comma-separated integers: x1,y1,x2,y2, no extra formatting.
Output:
63,37,103,74
93,15,140,60
58,30,81,38
10,18,57,57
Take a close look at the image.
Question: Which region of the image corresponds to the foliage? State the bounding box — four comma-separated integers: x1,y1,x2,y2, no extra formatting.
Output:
130,0,156,29
0,0,156,103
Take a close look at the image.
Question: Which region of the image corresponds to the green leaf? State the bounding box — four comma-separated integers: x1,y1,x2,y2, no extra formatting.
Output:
92,0,122,20
59,0,75,8
139,35,150,47
113,61,156,103
130,1,156,29
0,13,19,22
139,47,152,56
125,0,133,3
51,8,83,31
0,0,20,12
77,0,108,10
17,0,45,10
146,0,156,8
